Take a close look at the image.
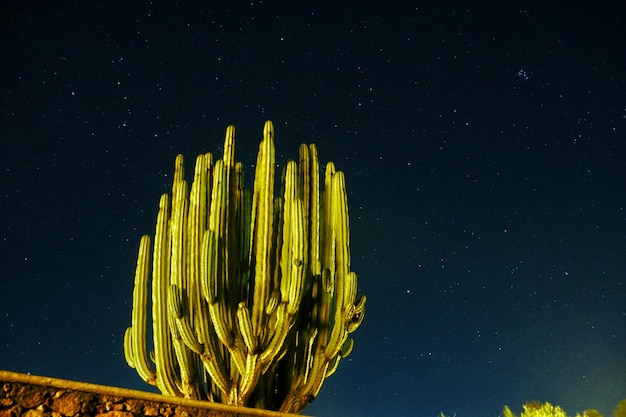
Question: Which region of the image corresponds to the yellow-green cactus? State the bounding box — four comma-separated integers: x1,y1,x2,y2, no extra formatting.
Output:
123,120,366,413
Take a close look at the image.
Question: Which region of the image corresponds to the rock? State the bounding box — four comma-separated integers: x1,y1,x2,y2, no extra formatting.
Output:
95,412,135,417
0,370,306,417
48,391,86,416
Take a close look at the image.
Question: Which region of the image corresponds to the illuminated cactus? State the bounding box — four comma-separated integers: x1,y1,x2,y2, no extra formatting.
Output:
123,120,366,414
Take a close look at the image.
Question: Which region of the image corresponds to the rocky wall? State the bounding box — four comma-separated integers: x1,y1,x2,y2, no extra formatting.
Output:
0,371,307,417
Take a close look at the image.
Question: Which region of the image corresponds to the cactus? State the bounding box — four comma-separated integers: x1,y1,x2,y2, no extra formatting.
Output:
123,120,366,413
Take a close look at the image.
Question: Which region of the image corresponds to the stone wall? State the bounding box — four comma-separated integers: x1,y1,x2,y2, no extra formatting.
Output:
0,371,307,417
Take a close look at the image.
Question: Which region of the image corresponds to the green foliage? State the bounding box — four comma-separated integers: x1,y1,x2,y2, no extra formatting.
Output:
502,400,626,417
615,400,626,417
501,402,553,417
503,405,517,417
580,409,604,417
440,399,626,417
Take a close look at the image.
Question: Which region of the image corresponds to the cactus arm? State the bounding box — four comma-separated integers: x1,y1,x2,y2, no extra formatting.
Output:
237,302,257,353
280,160,306,315
306,144,321,276
151,193,183,397
123,235,156,384
325,171,350,357
249,121,275,335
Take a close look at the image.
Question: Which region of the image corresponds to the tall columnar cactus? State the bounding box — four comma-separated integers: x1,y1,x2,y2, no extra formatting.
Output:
123,120,366,414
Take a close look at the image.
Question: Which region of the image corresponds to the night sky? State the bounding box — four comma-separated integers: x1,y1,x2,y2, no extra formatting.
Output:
1,1,625,416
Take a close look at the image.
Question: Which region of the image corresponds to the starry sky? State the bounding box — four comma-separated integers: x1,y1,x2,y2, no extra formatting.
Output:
1,1,625,416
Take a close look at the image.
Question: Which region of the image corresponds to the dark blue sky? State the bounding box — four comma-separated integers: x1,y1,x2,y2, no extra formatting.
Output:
1,1,625,416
